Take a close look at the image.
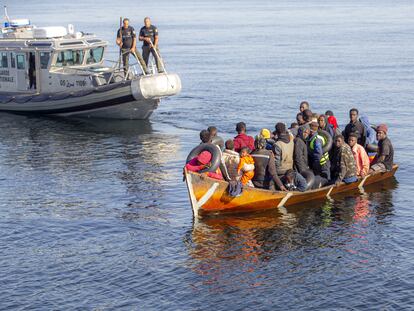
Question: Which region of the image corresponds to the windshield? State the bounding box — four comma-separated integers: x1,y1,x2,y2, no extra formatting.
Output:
85,47,104,64
55,50,84,67
40,52,50,69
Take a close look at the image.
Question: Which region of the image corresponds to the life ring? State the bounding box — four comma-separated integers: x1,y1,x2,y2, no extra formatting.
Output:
308,130,333,154
211,136,225,152
319,130,333,153
186,143,222,174
366,143,378,153
300,170,315,191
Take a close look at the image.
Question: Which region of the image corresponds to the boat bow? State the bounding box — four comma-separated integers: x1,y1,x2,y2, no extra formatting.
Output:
131,73,182,100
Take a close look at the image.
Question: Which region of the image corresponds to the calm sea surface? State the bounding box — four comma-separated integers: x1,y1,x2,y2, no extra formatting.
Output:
1,0,414,310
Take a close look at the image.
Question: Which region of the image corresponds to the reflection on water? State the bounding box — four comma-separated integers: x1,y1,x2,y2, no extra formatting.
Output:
0,113,181,220
1,0,412,307
186,179,398,292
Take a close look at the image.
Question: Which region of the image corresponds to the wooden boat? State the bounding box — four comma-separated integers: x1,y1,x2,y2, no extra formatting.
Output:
184,165,398,218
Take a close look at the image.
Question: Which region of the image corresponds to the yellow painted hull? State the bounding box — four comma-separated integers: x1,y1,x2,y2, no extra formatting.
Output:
185,165,398,217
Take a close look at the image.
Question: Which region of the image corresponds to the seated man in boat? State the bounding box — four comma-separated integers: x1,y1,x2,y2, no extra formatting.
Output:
296,113,305,126
311,113,319,123
289,122,299,137
325,110,340,133
233,122,255,152
251,138,287,191
116,18,148,75
301,109,313,126
185,151,223,180
208,126,225,150
273,123,294,176
257,128,275,150
331,135,358,185
293,125,311,174
207,126,219,139
300,101,310,113
348,133,370,177
139,17,164,73
318,114,335,138
237,147,255,187
359,114,377,146
343,108,367,147
309,121,331,180
281,169,307,192
222,140,240,181
199,129,212,144
369,124,394,173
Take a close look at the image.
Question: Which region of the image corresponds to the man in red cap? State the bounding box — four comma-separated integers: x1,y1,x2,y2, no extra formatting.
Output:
185,151,223,180
369,124,394,173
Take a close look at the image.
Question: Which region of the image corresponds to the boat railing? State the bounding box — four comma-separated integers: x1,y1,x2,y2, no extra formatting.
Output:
49,59,145,85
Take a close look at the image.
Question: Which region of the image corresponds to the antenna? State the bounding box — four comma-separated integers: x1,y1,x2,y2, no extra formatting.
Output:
4,6,10,23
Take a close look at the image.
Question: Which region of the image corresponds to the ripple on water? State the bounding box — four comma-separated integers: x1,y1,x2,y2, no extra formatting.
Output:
1,0,414,309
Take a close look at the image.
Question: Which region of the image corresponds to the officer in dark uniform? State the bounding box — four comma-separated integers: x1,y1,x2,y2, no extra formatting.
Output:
28,53,36,89
139,17,164,73
116,18,148,75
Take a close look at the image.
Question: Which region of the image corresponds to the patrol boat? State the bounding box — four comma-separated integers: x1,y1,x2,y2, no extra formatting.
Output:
0,11,181,119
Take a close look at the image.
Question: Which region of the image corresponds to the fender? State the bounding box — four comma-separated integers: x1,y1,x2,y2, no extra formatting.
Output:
186,143,222,173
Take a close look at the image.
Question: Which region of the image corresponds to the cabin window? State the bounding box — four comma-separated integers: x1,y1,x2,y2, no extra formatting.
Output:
0,52,8,68
16,54,25,69
10,53,15,68
40,52,50,69
85,47,104,64
55,50,84,67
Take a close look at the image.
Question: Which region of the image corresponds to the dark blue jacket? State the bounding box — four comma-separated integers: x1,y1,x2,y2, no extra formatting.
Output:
282,172,307,192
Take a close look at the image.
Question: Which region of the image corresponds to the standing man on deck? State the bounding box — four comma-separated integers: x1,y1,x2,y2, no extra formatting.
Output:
139,17,164,73
116,18,148,75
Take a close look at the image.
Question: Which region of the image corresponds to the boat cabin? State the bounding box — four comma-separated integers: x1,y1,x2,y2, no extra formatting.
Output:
0,18,111,94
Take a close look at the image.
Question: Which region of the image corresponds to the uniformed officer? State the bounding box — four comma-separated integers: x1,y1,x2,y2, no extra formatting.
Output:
116,18,148,75
139,17,164,73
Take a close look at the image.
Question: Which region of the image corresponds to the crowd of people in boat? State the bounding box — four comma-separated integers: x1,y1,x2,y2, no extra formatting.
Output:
185,101,394,192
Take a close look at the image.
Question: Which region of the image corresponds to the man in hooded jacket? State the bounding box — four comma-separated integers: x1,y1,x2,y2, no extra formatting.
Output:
318,114,335,138
251,138,287,191
294,124,311,174
273,123,294,176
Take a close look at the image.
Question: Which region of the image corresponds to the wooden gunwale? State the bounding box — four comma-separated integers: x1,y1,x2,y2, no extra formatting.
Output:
185,165,399,217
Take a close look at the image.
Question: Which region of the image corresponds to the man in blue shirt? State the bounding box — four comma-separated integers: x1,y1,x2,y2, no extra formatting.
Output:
139,17,164,73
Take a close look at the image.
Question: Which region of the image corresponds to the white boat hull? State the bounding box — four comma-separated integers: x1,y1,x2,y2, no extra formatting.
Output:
58,97,159,119
0,74,181,120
